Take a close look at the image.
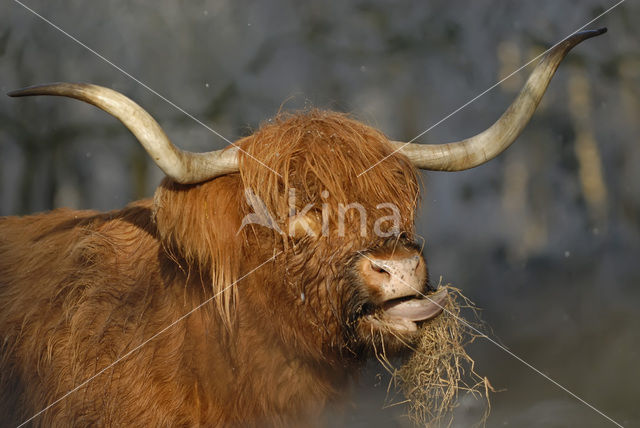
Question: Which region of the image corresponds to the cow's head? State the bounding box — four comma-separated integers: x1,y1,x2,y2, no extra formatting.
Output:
9,30,605,361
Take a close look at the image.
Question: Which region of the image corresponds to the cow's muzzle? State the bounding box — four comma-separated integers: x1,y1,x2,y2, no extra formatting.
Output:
358,250,447,332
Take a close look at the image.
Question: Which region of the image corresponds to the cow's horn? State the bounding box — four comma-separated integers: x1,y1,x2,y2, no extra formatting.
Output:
393,28,607,171
8,82,239,184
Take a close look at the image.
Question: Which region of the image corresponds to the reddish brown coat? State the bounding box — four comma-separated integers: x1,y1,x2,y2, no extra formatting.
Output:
0,111,420,426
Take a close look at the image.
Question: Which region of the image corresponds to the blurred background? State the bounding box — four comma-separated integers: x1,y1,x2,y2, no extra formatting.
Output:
1,1,638,426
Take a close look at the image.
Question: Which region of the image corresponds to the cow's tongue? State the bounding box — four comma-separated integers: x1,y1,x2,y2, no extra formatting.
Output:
382,289,448,321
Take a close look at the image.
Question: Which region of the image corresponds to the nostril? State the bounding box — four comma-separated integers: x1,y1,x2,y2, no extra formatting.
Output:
414,256,424,273
370,261,389,275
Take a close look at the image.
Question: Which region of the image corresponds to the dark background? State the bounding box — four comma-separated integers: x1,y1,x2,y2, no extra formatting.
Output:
2,1,639,427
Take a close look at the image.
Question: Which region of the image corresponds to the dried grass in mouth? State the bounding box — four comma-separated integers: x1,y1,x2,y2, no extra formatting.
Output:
384,286,492,427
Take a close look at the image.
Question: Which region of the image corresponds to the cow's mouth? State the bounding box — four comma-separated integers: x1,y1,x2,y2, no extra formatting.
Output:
365,288,448,333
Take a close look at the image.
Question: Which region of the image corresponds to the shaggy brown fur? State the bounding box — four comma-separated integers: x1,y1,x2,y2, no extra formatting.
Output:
0,110,424,426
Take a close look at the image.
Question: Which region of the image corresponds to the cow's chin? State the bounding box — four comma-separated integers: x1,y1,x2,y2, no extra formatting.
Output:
355,288,449,350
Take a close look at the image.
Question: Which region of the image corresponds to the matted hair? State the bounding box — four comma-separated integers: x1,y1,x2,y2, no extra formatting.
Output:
238,109,420,242
154,110,420,327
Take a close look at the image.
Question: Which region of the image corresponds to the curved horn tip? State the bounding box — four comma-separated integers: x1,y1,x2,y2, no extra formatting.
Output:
7,82,90,98
7,88,26,97
586,27,608,36
7,84,55,98
567,27,608,44
545,28,607,63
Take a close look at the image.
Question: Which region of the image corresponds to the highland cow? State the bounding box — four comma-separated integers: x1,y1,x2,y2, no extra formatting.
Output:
0,30,604,426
